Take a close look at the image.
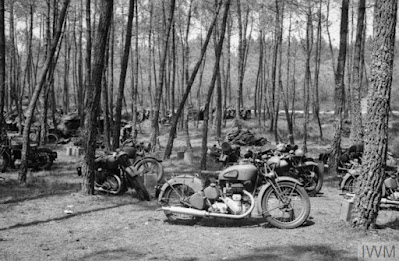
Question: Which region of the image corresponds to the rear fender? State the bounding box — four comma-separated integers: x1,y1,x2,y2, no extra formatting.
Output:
157,174,203,202
256,176,303,215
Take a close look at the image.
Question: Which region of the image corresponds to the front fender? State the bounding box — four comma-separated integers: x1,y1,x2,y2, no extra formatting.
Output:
256,176,303,215
133,156,163,166
157,174,203,202
340,170,359,190
124,165,138,178
303,161,324,174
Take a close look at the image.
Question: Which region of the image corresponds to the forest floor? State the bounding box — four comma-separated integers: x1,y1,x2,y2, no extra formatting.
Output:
1,117,399,261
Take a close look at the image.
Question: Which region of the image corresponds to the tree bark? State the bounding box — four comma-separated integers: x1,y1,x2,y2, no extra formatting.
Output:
351,0,398,229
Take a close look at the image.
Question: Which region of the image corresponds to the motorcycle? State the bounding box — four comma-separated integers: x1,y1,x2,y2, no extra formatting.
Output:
77,150,150,201
208,141,241,168
341,164,399,206
0,134,57,172
120,138,164,183
245,144,324,197
158,154,311,229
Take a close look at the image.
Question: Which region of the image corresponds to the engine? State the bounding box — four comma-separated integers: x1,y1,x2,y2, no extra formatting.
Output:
201,182,248,215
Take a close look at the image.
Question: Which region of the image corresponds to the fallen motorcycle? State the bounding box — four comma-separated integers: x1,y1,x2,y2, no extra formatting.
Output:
77,150,150,201
158,154,311,229
0,134,57,172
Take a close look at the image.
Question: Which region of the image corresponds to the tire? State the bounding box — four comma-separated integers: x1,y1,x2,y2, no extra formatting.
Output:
46,133,58,150
0,151,9,173
261,181,311,229
161,184,202,224
128,175,150,201
342,176,355,193
303,165,323,197
134,157,164,183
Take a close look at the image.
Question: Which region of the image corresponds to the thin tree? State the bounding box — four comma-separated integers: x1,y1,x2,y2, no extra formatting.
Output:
351,0,398,229
113,0,135,149
327,0,349,176
18,0,70,184
150,0,176,151
81,0,113,194
0,0,5,136
200,0,230,170
349,0,366,144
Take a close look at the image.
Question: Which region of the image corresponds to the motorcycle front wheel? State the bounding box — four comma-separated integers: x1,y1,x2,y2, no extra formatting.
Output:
127,175,150,201
161,184,202,224
261,181,310,229
303,165,323,196
134,157,164,182
342,176,355,193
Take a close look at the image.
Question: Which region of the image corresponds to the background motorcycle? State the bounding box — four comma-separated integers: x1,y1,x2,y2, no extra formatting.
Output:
158,153,311,229
245,144,324,197
78,150,150,201
0,134,57,172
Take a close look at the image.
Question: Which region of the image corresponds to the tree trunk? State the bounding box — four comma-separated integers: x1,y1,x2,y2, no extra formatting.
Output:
81,0,113,194
113,0,135,150
349,0,366,144
0,0,5,134
327,0,349,176
18,0,70,184
351,0,398,229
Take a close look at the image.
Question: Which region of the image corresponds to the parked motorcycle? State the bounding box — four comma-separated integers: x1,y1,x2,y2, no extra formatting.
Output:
208,142,241,168
120,138,164,183
77,150,150,201
245,144,324,196
158,154,311,229
0,134,57,172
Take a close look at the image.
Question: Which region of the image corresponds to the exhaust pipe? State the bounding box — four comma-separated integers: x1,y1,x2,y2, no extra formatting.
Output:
162,190,255,219
381,198,399,205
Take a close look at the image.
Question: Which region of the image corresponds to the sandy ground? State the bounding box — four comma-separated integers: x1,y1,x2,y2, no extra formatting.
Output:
1,120,399,261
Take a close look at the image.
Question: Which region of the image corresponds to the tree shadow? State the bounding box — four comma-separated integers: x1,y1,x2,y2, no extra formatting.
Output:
0,201,157,232
225,244,358,261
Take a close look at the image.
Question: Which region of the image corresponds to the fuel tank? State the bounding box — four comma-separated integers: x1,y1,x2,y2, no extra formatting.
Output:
218,164,257,181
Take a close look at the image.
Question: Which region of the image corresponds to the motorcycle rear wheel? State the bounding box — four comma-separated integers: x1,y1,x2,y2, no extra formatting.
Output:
261,181,310,229
161,184,202,224
127,175,150,201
